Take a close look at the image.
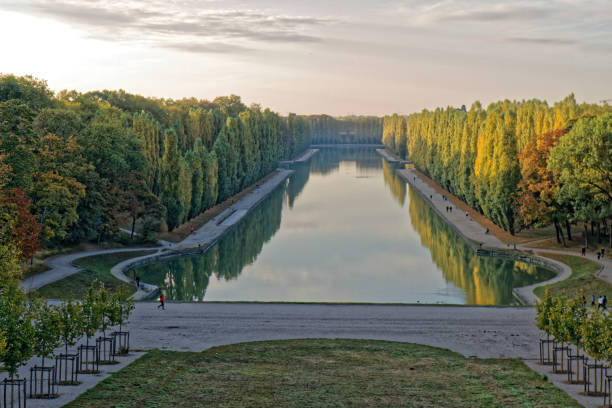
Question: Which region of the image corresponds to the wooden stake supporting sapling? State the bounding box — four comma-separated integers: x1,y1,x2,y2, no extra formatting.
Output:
561,294,587,384
549,295,569,374
30,298,61,398
536,287,556,365
96,283,116,364
56,296,84,385
111,286,135,356
581,308,609,396
0,281,36,408
79,282,103,374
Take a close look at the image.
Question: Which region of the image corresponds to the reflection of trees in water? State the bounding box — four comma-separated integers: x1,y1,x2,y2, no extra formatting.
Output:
309,147,382,176
407,188,553,305
286,162,310,208
382,160,406,206
133,185,285,301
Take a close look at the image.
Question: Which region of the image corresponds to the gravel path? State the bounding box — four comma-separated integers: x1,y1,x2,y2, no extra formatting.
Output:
129,303,539,358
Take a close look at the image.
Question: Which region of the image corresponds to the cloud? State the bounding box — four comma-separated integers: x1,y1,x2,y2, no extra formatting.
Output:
2,0,331,53
439,4,551,22
506,37,576,46
163,42,251,54
389,0,612,52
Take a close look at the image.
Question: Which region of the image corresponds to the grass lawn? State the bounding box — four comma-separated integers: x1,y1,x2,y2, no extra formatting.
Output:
534,252,610,300
66,339,579,408
37,250,156,300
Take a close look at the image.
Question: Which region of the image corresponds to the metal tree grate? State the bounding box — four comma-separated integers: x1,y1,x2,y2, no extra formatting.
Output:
566,349,586,385
2,378,26,408
78,345,99,374
29,366,57,399
538,338,555,365
112,331,130,356
97,336,115,364
583,360,608,396
55,353,79,385
552,345,569,374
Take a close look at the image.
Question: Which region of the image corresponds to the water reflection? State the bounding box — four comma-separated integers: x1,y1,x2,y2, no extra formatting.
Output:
382,159,406,206
407,188,554,304
130,186,284,301
131,147,555,304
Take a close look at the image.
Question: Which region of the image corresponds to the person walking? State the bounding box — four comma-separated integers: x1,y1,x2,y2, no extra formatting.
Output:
581,247,586,256
592,295,596,307
190,225,194,234
598,295,603,309
603,296,608,310
158,292,165,310
135,276,140,289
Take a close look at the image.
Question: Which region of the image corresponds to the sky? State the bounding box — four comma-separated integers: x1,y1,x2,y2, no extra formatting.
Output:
0,0,611,116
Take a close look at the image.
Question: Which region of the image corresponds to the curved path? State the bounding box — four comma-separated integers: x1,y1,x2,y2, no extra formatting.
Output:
22,246,164,292
24,167,295,298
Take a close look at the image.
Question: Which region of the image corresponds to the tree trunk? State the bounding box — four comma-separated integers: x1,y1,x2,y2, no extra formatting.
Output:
131,216,136,239
597,221,601,243
584,224,588,249
559,224,566,247
609,218,612,249
565,219,572,241
591,221,595,236
554,221,561,244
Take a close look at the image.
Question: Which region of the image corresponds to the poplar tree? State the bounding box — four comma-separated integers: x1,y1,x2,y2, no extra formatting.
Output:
160,129,183,231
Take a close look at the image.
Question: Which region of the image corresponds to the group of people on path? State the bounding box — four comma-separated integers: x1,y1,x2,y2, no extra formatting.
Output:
589,294,608,310
581,247,606,259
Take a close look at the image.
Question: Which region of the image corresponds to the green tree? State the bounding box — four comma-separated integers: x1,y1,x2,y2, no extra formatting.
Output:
185,150,204,218
57,296,84,355
0,281,36,379
81,282,104,348
561,294,587,381
31,299,62,368
581,308,610,393
160,129,183,230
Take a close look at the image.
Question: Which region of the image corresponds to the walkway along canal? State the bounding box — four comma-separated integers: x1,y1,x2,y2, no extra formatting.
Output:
127,147,555,304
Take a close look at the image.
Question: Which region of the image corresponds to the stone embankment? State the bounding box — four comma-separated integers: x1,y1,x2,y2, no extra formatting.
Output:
279,148,319,165
376,148,411,164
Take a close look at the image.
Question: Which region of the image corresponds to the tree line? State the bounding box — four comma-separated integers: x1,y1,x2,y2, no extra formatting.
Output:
383,95,612,243
0,74,310,281
306,115,383,144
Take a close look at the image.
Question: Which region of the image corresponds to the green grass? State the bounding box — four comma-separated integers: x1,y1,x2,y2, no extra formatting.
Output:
66,339,580,408
534,252,610,299
37,250,156,300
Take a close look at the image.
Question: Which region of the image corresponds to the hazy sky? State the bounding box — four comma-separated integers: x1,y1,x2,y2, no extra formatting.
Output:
1,0,611,115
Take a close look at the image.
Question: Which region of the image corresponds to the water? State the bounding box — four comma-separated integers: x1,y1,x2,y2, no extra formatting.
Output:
130,147,555,304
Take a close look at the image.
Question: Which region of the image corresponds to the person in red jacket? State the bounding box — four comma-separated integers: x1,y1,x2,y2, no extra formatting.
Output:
158,292,165,310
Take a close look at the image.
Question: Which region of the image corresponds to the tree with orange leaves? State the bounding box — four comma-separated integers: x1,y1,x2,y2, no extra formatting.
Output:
516,129,571,244
1,188,41,261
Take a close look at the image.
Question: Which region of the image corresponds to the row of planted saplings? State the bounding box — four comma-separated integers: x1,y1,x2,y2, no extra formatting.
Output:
536,289,612,407
0,280,135,408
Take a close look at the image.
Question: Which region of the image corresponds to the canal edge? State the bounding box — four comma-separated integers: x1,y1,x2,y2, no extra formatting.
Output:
111,167,296,300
